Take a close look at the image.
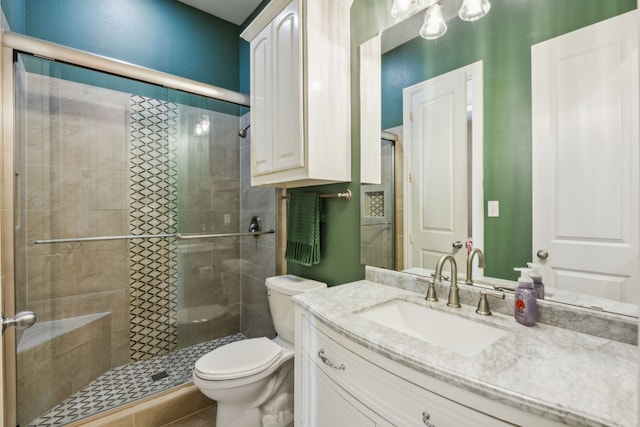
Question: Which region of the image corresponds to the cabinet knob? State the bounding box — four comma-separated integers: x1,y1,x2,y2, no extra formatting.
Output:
422,411,435,426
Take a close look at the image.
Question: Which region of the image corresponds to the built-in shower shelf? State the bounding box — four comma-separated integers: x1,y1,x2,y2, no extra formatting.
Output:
18,312,111,353
17,312,112,426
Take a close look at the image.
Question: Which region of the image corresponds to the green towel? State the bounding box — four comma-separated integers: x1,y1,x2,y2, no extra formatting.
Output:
285,193,321,266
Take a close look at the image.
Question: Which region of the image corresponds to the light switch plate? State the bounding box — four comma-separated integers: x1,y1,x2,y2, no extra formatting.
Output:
488,200,499,217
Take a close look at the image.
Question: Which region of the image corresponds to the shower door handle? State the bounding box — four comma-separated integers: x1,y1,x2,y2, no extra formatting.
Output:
2,311,36,335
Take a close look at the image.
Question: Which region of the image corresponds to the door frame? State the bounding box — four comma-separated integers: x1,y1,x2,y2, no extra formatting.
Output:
1,39,18,426
402,61,484,272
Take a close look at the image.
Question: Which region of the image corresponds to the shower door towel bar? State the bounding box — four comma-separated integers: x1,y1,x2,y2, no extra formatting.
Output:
175,230,275,240
34,230,275,244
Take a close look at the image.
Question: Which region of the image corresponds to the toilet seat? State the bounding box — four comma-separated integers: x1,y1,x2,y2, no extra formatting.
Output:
194,337,283,381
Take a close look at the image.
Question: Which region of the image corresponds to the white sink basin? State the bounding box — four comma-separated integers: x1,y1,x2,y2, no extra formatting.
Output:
357,299,506,357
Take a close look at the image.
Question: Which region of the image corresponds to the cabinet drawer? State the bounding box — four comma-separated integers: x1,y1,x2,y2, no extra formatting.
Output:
299,353,392,427
301,316,514,427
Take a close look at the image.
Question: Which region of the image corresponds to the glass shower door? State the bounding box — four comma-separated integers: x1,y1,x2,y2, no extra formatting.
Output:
13,53,175,426
10,51,255,426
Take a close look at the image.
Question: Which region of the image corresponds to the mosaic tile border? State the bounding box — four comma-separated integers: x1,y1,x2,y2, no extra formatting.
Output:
129,95,179,361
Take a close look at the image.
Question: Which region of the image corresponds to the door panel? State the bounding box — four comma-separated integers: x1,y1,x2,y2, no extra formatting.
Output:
532,11,639,303
404,67,468,270
250,25,273,176
272,0,303,172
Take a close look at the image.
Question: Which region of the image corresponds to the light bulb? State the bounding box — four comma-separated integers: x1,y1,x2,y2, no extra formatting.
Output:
458,0,491,22
419,4,447,40
391,0,424,19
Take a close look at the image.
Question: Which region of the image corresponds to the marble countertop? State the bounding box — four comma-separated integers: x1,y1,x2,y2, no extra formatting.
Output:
293,280,638,427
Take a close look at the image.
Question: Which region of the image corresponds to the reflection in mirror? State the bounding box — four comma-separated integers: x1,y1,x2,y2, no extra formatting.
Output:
361,136,397,270
359,0,639,316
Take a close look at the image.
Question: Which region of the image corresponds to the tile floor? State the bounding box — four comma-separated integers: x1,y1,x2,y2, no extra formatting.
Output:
27,333,245,426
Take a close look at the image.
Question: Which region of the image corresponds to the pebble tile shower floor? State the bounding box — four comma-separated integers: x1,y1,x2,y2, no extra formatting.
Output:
27,333,245,426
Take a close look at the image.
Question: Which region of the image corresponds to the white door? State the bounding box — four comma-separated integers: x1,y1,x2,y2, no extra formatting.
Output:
404,66,469,271
532,11,639,304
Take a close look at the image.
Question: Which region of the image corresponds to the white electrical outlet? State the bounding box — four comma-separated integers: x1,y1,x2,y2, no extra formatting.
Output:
488,201,499,217
223,214,231,224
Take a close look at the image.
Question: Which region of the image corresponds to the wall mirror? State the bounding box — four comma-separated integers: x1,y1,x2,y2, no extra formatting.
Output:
359,0,639,317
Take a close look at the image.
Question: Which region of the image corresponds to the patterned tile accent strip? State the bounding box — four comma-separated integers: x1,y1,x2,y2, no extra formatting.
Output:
128,95,179,361
27,333,245,426
366,191,385,217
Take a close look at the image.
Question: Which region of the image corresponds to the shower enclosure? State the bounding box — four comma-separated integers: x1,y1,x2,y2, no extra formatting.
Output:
360,138,396,270
3,40,276,426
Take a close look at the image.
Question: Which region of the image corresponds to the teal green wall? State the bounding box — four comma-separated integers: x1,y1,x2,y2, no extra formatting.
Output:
2,0,248,114
24,0,240,90
1,0,24,32
380,0,636,280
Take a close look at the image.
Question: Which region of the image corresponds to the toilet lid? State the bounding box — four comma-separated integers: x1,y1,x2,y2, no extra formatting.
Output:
194,337,283,380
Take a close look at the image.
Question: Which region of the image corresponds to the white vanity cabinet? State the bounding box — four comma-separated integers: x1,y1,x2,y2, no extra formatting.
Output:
240,0,352,188
295,308,568,427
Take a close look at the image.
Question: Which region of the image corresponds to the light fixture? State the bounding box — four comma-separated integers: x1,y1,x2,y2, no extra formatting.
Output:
419,4,447,40
391,0,492,41
458,0,491,22
390,0,425,20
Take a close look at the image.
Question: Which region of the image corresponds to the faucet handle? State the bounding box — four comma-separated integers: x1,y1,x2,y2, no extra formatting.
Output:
418,277,439,302
475,290,505,316
425,280,438,302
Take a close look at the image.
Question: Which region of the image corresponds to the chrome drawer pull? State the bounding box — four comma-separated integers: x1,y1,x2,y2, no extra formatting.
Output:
317,349,345,370
423,411,435,427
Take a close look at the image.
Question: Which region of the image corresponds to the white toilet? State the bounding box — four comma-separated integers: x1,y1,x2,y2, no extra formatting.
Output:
192,275,327,427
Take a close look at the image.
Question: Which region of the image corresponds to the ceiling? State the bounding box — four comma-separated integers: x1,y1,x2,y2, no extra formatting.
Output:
177,0,264,26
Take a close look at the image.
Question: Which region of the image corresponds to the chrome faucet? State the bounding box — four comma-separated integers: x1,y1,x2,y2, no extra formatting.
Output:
434,254,460,308
465,248,486,285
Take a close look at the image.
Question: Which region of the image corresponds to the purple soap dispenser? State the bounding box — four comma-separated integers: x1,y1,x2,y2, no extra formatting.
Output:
513,268,537,326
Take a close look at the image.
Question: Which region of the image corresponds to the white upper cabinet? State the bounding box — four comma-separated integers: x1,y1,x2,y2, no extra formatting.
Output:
241,0,353,188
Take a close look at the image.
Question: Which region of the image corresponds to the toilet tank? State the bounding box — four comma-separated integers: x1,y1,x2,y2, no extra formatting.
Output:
266,275,327,343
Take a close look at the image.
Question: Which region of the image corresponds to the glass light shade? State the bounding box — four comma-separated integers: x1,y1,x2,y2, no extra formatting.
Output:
458,0,491,22
391,0,424,19
419,4,447,40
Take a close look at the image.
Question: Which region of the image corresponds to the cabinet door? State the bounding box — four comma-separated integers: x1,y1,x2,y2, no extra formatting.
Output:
271,0,304,173
250,23,273,176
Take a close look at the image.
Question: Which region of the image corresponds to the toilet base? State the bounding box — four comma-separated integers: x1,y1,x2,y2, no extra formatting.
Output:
213,359,294,427
217,403,262,427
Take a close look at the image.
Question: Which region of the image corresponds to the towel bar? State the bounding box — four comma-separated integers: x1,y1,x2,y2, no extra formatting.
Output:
282,189,351,202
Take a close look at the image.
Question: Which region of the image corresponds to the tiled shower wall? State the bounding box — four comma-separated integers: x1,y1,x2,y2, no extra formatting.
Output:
174,104,244,348
24,72,132,366
239,112,277,339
